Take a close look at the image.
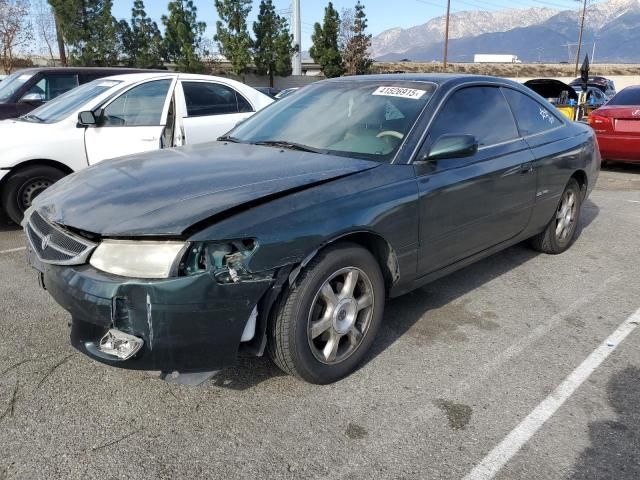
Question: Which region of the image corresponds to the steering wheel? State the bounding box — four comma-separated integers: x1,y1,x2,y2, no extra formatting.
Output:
376,130,404,140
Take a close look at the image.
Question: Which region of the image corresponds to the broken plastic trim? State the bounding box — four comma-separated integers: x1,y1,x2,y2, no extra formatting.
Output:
180,239,273,284
98,329,144,360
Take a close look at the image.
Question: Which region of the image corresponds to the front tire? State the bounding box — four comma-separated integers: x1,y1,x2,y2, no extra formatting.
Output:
530,178,582,254
268,243,385,384
1,165,66,224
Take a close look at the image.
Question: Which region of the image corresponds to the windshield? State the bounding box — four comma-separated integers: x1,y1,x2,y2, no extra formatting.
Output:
0,71,35,102
229,81,437,161
19,79,123,123
607,88,640,106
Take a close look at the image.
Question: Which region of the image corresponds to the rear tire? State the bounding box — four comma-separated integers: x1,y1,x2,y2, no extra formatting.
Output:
530,178,582,254
1,165,66,224
268,242,385,384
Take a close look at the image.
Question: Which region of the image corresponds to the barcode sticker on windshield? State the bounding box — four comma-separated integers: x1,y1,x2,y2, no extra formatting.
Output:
372,86,426,99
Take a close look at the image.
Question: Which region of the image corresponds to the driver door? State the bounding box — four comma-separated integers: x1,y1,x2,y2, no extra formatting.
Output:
84,78,176,165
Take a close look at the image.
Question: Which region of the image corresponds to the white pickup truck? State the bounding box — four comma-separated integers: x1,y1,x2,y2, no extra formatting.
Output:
0,72,273,223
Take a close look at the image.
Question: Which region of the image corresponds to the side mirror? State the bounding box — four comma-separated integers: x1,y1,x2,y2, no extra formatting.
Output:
78,110,97,126
20,92,45,104
426,134,478,161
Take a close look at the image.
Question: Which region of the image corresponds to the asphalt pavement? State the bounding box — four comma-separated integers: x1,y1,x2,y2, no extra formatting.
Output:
0,163,638,479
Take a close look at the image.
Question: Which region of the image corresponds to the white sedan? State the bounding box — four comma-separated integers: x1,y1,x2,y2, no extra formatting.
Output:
0,72,273,223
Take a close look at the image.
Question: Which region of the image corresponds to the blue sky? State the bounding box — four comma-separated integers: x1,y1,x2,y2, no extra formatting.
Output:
111,0,583,52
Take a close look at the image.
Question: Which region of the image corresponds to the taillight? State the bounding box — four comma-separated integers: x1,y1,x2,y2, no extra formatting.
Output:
589,113,612,132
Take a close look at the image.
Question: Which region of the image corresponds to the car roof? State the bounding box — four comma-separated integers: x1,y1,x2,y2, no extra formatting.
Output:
99,72,248,84
322,73,524,89
10,67,161,74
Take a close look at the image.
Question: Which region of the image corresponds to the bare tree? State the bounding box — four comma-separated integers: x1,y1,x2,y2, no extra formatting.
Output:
0,0,32,73
32,0,56,63
338,7,354,52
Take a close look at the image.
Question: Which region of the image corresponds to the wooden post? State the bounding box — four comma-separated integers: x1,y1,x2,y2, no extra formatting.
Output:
443,0,451,70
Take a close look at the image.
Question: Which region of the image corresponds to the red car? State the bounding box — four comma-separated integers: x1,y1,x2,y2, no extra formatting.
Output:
589,86,640,164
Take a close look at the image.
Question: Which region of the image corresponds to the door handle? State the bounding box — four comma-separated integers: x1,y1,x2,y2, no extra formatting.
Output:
141,136,158,142
520,162,534,174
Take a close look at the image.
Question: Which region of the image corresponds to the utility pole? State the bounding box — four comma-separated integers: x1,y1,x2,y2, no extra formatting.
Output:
574,0,587,76
292,0,302,76
443,0,451,69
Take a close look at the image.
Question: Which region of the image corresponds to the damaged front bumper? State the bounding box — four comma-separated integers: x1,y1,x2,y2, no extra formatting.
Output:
39,262,275,372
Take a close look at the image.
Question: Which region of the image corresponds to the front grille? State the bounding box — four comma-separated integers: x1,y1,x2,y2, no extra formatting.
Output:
25,210,96,265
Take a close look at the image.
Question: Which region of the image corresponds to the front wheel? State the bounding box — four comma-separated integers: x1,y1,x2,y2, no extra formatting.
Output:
268,243,385,384
1,165,66,224
530,178,582,254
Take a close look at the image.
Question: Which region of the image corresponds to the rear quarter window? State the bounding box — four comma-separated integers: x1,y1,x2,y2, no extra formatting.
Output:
502,88,562,137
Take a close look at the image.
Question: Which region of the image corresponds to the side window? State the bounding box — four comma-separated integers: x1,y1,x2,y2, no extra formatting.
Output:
182,81,248,116
429,86,519,148
103,79,171,127
502,88,560,137
236,92,254,113
25,74,78,101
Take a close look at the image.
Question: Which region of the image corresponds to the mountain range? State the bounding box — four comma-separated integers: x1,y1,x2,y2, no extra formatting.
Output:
371,0,640,63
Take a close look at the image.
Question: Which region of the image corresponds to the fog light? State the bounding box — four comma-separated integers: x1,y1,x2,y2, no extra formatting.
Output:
98,329,144,360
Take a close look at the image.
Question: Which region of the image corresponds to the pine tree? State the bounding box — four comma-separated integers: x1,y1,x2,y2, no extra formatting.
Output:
309,2,345,78
343,1,372,75
162,0,206,73
121,0,164,68
253,0,293,87
49,0,121,66
214,0,252,79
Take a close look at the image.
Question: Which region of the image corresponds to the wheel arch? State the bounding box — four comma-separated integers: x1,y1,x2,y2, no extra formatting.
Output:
289,230,400,293
1,159,74,189
0,159,73,219
570,169,588,199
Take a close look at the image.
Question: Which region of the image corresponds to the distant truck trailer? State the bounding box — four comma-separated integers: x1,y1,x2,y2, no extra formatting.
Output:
473,54,522,64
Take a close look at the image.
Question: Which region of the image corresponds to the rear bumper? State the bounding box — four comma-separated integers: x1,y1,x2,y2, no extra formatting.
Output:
40,262,273,372
595,133,640,162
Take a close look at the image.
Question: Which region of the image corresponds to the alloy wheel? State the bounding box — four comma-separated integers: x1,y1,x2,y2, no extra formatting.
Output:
307,267,375,365
555,189,577,241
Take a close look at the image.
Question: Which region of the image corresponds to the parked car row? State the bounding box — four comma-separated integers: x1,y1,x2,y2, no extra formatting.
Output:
20,73,600,384
0,67,158,120
524,76,639,164
0,72,273,223
589,85,640,164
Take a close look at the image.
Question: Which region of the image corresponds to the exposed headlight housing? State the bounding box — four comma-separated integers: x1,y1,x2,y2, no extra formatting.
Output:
90,240,187,279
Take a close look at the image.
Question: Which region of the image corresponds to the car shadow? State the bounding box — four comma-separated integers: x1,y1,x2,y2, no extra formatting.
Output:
569,366,640,480
212,201,599,389
602,161,640,173
0,213,20,232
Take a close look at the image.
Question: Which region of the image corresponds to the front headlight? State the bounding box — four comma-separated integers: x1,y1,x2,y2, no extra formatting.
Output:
89,240,187,279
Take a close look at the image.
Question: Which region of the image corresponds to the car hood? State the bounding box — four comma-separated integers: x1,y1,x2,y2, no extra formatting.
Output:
34,142,380,237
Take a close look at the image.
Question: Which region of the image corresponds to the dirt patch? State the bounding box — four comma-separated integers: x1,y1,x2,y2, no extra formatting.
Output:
386,294,500,346
345,422,368,439
435,399,473,430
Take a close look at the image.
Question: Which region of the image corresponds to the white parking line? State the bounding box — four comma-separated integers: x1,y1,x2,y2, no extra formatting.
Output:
628,200,640,204
0,246,26,254
464,306,640,480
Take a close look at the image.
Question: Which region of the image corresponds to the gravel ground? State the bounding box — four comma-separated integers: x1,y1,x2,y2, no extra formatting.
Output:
0,164,638,480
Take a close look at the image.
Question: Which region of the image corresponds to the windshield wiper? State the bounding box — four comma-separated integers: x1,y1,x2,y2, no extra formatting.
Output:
253,140,322,153
217,135,243,143
21,113,44,123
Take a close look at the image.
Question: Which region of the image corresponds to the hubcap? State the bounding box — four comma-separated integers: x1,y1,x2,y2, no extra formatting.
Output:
307,267,374,365
19,178,52,210
555,190,577,242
